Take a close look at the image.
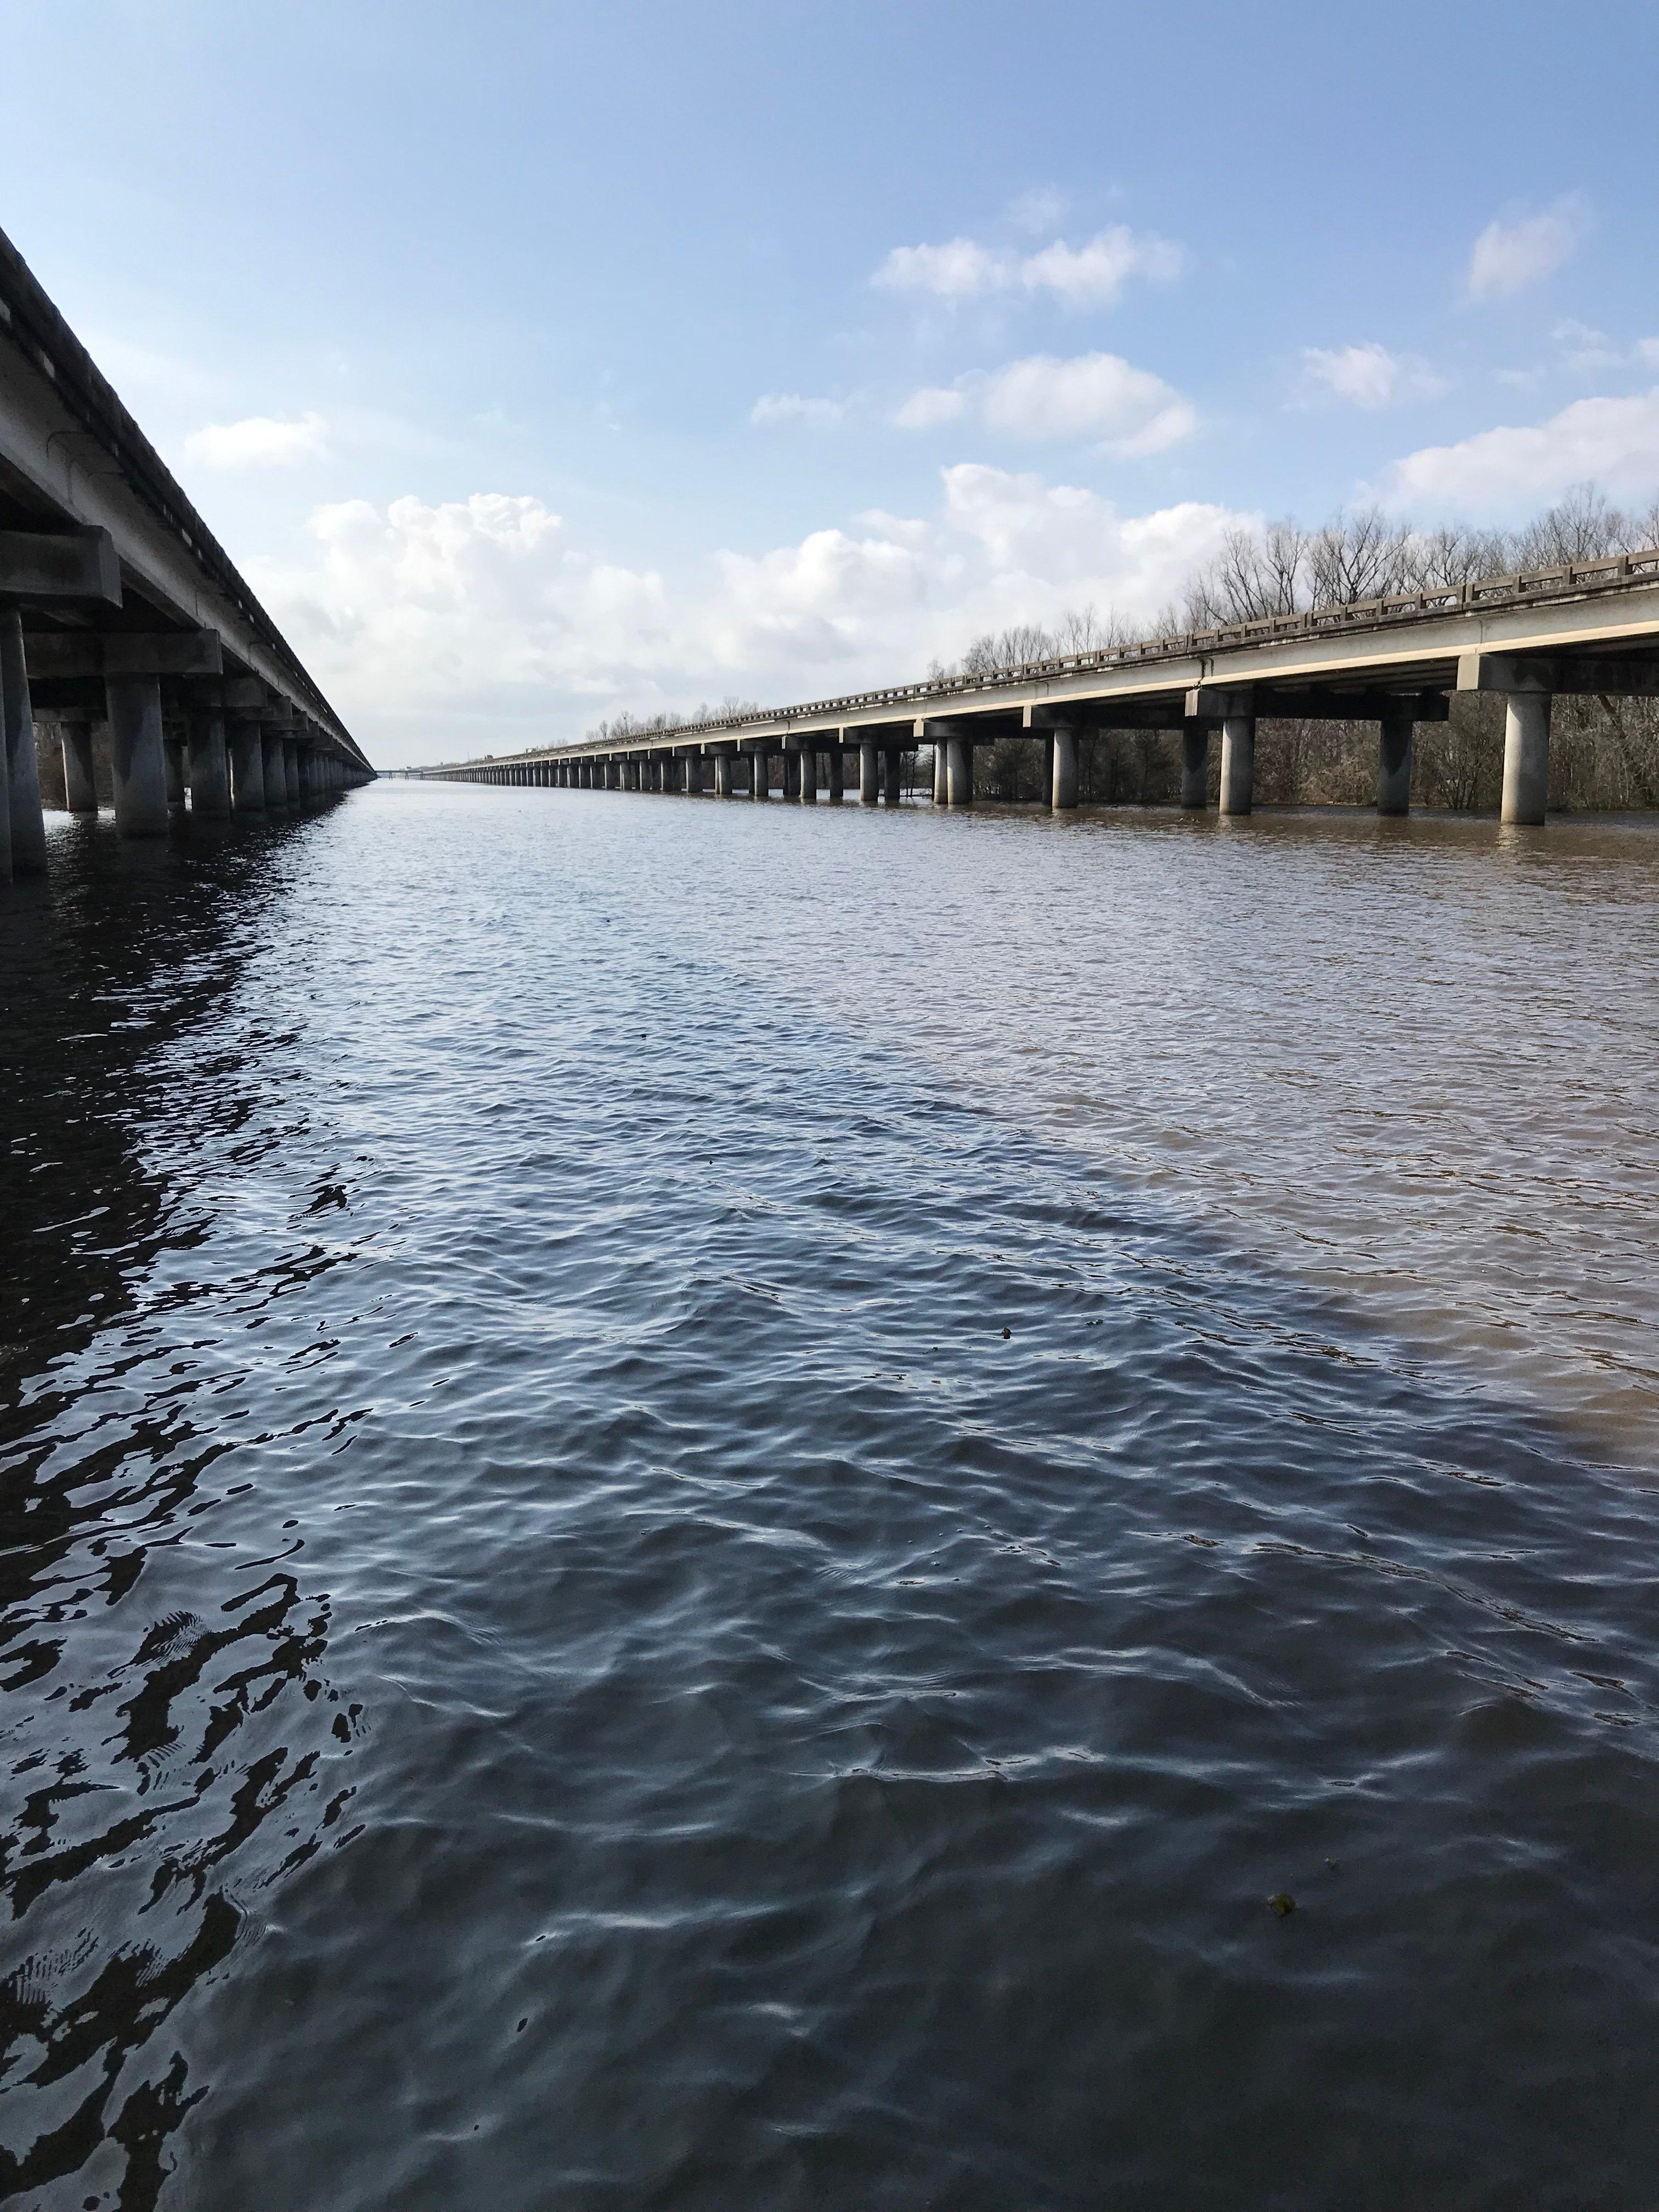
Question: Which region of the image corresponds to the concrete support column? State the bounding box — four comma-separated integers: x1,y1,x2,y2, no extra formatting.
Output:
799,748,817,804
883,746,902,805
61,719,97,814
262,732,288,806
106,673,170,838
1500,693,1551,824
946,736,973,809
750,749,768,799
1377,702,1414,816
932,742,947,805
163,738,187,811
187,691,232,819
1181,720,1209,810
284,740,301,808
1218,709,1255,817
714,753,733,798
781,751,798,801
0,608,48,873
1051,726,1079,811
859,740,878,804
828,748,844,802
684,755,702,795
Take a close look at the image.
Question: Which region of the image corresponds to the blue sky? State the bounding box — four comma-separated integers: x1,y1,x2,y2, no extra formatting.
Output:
4,0,1658,763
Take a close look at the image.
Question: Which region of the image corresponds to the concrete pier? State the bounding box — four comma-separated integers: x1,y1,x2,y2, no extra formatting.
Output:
163,737,187,811
1,609,48,873
262,732,288,808
751,748,769,798
1219,708,1255,817
1181,720,1209,810
714,754,733,798
799,747,817,804
106,673,170,837
1051,726,1079,812
187,691,232,819
883,746,902,805
229,720,265,810
828,748,843,802
1378,702,1414,817
860,740,878,804
284,740,301,808
1500,692,1551,825
946,736,973,809
60,719,97,813
932,742,946,806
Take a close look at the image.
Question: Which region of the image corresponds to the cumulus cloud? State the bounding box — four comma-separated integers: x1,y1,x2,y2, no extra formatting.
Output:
182,411,329,468
751,392,848,428
1378,389,1659,510
873,237,1008,300
873,225,1183,307
1300,342,1447,409
1467,196,1589,300
1551,321,1659,374
895,352,1195,454
893,385,969,430
256,470,1246,761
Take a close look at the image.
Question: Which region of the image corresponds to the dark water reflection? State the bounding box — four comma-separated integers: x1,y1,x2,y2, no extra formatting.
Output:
2,788,1657,2210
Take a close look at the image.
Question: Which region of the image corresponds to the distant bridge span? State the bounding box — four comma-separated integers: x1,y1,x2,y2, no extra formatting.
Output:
0,223,372,880
419,547,1659,822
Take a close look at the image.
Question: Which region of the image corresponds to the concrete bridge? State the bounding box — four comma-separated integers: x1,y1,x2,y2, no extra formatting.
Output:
419,547,1659,825
0,225,371,883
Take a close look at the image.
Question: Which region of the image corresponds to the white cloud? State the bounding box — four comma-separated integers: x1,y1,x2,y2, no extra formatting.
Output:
1378,388,1659,510
751,392,848,428
1009,185,1067,235
892,385,968,430
256,470,1246,763
895,352,1195,454
1300,342,1447,409
872,226,1182,307
1019,228,1184,306
1467,196,1589,300
873,237,1010,299
182,411,329,469
1550,321,1659,375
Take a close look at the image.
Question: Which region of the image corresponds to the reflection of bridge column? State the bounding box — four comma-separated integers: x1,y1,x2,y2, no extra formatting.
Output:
107,673,170,837
0,609,48,872
859,739,878,803
1501,693,1551,825
1377,701,1414,816
1181,719,1209,809
61,718,97,814
1219,699,1255,816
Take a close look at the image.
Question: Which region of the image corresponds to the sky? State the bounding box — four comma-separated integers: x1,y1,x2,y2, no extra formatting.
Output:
4,0,1659,765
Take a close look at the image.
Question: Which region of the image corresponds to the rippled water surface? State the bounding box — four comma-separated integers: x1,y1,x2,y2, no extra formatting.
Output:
3,783,1659,2211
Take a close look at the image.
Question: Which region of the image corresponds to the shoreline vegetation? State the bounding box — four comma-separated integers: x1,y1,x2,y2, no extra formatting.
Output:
585,486,1659,815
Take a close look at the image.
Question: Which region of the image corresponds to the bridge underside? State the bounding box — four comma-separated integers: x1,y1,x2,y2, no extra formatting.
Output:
0,224,371,877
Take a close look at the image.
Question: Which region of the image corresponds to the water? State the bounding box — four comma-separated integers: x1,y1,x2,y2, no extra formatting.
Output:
3,785,1658,2211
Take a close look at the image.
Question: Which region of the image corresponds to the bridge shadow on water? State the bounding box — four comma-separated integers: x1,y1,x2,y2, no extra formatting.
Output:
1,787,1657,2210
